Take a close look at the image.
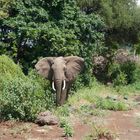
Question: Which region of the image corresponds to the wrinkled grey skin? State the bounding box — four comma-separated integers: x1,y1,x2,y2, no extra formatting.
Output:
35,56,84,106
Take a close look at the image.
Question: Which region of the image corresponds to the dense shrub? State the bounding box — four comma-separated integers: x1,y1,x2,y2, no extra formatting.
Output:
0,55,26,91
0,78,44,121
92,55,108,83
132,63,140,83
28,69,51,92
108,60,138,86
92,49,140,86
108,49,140,86
0,55,54,121
28,69,55,109
0,55,25,78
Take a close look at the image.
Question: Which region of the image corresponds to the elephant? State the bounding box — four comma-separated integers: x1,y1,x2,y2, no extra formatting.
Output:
35,56,84,106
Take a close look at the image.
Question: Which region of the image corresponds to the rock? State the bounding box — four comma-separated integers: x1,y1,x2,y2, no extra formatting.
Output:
124,96,128,100
35,111,59,126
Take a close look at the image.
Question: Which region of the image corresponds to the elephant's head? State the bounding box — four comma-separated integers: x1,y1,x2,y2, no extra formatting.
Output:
35,56,84,106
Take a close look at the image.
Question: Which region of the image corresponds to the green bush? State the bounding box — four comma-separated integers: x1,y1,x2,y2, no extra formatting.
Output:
113,71,127,86
59,117,74,137
132,64,140,83
63,123,74,137
84,124,116,140
108,61,137,86
0,76,55,121
0,55,54,121
56,104,70,117
0,78,44,121
0,55,25,78
28,69,52,92
28,69,55,109
0,55,26,92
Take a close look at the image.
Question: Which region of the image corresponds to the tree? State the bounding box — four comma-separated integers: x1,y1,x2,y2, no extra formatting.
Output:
132,6,140,54
77,0,138,44
0,0,105,84
0,0,14,19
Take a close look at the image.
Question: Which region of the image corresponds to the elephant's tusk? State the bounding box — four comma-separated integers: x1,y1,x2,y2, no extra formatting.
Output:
62,80,66,90
52,81,56,91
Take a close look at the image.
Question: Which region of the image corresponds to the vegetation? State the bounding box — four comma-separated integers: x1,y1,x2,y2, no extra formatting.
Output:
0,0,140,135
0,0,105,85
59,118,74,137
77,0,139,45
0,55,25,78
1,0,140,85
0,55,54,121
84,124,116,140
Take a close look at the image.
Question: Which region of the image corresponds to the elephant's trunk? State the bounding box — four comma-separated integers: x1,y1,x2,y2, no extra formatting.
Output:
54,79,63,106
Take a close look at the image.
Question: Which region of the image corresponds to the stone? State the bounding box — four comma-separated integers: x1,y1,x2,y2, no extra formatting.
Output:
124,96,128,100
35,111,59,126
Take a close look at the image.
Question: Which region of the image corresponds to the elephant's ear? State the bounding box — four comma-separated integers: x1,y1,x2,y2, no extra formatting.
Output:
64,56,84,81
35,57,54,80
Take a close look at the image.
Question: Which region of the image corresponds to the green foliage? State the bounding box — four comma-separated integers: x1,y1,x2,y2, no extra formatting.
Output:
77,0,138,44
0,0,140,88
56,104,70,117
132,63,140,82
113,71,127,86
95,97,128,111
0,55,25,78
28,69,52,92
108,58,140,94
84,124,116,140
63,123,74,137
77,0,137,29
59,117,68,128
0,0,105,86
0,78,45,121
68,80,131,111
108,61,138,86
0,55,54,121
0,55,25,91
0,0,14,19
79,105,104,116
60,118,74,137
28,69,55,109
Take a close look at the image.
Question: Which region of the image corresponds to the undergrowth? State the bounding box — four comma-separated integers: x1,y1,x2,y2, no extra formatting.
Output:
59,117,74,137
84,123,116,140
67,80,130,112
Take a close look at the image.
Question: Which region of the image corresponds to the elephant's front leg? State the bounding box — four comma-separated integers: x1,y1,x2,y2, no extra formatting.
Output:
66,82,72,101
60,82,71,105
60,89,67,105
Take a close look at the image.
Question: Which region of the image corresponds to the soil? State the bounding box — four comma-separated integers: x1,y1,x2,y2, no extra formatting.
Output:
105,105,140,140
1,98,140,140
0,119,90,140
